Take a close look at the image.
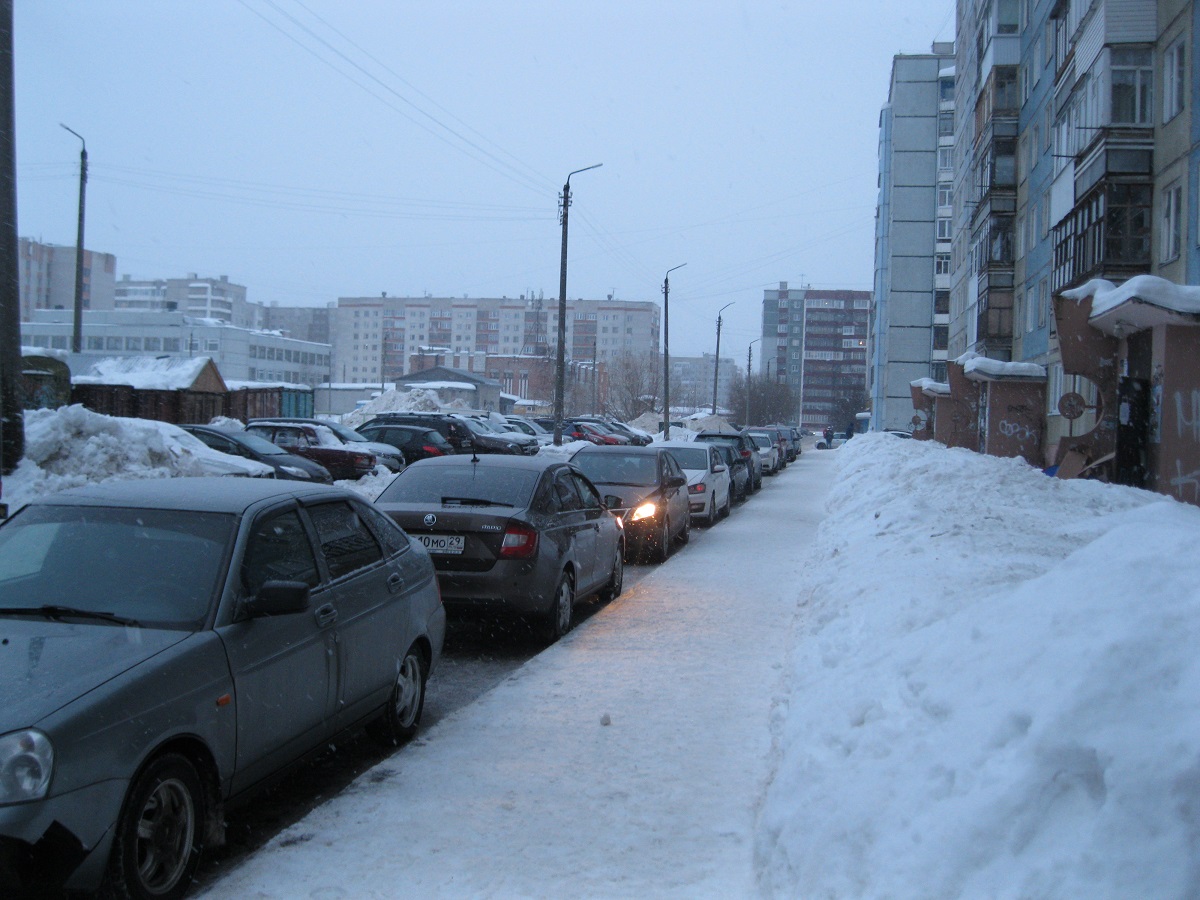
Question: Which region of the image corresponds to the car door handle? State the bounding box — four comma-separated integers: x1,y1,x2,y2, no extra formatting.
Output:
314,603,338,628
387,572,404,593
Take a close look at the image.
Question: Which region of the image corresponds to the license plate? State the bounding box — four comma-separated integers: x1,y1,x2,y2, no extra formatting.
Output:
418,533,465,555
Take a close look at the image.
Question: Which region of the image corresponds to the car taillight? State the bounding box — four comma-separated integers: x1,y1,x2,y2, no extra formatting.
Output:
688,483,706,494
499,523,539,559
422,445,444,456
740,449,751,459
353,453,375,467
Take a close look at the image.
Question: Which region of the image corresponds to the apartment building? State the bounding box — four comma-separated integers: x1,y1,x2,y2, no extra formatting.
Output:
114,274,261,329
761,283,871,432
331,294,660,399
17,238,116,321
871,43,956,432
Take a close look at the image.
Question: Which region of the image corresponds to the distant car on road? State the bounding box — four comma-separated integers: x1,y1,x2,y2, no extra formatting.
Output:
375,455,624,642
180,423,334,482
0,478,444,897
571,445,691,563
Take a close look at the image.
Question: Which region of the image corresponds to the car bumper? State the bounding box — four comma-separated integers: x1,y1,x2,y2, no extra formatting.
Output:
0,777,128,891
434,557,559,616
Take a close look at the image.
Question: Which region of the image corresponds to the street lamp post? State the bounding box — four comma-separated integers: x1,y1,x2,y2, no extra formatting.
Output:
60,124,86,354
661,263,686,440
746,338,760,426
711,301,734,414
553,163,602,445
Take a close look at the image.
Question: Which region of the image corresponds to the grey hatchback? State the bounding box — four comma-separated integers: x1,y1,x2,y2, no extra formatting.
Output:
0,478,444,897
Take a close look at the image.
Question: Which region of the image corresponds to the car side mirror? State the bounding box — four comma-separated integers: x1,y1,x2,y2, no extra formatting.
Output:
713,463,726,473
667,474,687,488
246,580,311,617
603,495,624,510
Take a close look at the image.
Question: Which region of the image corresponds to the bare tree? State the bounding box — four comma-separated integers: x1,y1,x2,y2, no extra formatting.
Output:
606,350,661,422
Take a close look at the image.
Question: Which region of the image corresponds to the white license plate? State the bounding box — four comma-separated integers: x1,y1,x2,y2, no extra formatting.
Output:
418,533,465,555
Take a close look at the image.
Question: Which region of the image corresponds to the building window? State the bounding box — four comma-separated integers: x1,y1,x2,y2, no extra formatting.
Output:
938,110,954,136
932,325,949,351
1164,38,1186,123
1162,182,1183,262
935,253,951,275
1111,48,1153,125
937,185,953,208
938,147,954,171
937,218,953,241
934,290,950,315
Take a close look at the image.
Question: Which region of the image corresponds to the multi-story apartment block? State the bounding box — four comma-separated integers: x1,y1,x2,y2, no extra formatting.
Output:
114,274,261,329
17,238,116,321
871,43,956,432
666,353,740,413
1156,0,1194,284
761,283,871,432
331,294,660,399
22,309,331,387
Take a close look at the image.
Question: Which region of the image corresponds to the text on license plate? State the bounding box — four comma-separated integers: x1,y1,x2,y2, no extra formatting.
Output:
418,533,465,555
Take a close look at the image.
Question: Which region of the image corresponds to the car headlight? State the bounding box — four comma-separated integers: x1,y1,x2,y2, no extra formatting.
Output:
279,465,311,479
0,729,53,804
630,501,658,522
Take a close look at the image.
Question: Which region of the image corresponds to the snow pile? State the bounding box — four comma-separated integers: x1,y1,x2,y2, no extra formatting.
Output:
757,434,1199,898
341,388,443,428
4,405,272,512
535,440,593,461
72,355,216,390
1065,274,1200,318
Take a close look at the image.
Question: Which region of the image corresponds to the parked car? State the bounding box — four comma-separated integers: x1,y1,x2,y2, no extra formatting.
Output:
573,420,631,445
245,421,377,481
374,454,623,642
502,414,555,445
691,430,760,495
249,417,406,472
0,477,444,897
747,430,781,474
365,412,526,455
753,426,791,467
659,440,732,527
570,445,691,563
180,424,334,483
357,422,457,463
573,417,653,446
454,414,540,454
710,442,750,502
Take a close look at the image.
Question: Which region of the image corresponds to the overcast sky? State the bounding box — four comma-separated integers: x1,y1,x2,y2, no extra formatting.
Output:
15,2,953,358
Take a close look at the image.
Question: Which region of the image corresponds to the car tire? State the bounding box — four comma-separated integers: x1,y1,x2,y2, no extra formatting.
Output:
366,646,428,746
704,495,717,527
677,513,690,545
648,515,672,564
599,544,624,602
719,488,732,519
544,570,575,642
105,753,206,900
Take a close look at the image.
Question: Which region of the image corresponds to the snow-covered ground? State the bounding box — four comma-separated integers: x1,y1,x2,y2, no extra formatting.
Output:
6,408,1197,897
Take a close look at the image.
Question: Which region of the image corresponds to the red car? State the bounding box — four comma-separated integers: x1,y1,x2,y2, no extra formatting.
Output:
245,421,377,481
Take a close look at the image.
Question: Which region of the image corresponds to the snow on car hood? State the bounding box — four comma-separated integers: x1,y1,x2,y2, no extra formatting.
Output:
0,618,189,729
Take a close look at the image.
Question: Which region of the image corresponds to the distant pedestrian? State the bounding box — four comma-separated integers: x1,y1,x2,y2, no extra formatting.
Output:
823,426,833,446
845,422,855,440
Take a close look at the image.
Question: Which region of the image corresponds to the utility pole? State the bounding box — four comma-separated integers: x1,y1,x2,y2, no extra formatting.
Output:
61,124,87,354
712,301,733,414
553,163,602,445
661,263,686,439
746,338,760,426
0,0,23,489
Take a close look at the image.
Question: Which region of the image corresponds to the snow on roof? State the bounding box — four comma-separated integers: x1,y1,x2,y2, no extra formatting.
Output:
939,65,956,77
1063,275,1200,335
404,381,475,391
911,377,950,395
21,345,68,361
73,355,215,390
225,379,312,391
963,357,1046,381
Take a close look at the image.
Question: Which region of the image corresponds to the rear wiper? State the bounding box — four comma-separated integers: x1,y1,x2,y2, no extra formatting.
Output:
440,496,502,507
0,605,141,627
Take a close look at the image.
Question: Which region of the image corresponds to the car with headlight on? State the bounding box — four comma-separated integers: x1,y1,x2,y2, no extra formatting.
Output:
570,445,690,564
0,478,444,898
374,454,624,642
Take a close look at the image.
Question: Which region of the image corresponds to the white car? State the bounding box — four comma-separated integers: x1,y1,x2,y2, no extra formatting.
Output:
659,440,732,527
503,414,555,445
747,431,781,474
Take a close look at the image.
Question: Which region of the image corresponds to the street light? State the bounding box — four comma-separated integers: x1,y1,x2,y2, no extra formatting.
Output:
711,301,734,414
553,163,603,445
662,263,686,440
746,338,761,426
60,124,87,354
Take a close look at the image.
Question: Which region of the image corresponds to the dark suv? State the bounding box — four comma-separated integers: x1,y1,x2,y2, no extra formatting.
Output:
363,412,526,455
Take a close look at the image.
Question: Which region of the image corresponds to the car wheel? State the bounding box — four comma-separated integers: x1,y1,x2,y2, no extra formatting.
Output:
647,515,672,564
106,753,206,900
677,512,690,545
367,646,428,746
599,544,623,602
720,488,731,519
704,495,717,527
544,570,575,642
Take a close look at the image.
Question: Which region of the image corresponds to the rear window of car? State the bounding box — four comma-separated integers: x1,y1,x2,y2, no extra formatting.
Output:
573,452,658,486
665,447,711,471
378,465,539,507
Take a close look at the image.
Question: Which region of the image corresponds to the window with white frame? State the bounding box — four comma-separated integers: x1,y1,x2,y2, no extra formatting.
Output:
938,147,954,171
935,253,951,275
937,184,953,207
937,218,953,241
1164,38,1186,122
1162,182,1183,261
1111,47,1153,125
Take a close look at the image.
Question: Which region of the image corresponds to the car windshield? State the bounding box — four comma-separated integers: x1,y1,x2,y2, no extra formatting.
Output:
378,465,538,507
456,417,490,435
0,505,236,629
573,453,658,486
665,447,711,471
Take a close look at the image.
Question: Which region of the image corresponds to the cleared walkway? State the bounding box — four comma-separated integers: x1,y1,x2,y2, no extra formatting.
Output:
202,449,837,899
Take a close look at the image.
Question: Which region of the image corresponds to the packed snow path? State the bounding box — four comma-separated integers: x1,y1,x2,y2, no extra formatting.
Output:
202,452,834,898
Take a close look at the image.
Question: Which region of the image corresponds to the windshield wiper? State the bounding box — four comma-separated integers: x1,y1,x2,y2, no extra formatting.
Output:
0,605,141,627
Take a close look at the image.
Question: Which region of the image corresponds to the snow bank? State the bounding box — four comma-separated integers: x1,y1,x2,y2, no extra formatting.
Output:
757,435,1198,898
4,405,272,512
341,388,443,428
